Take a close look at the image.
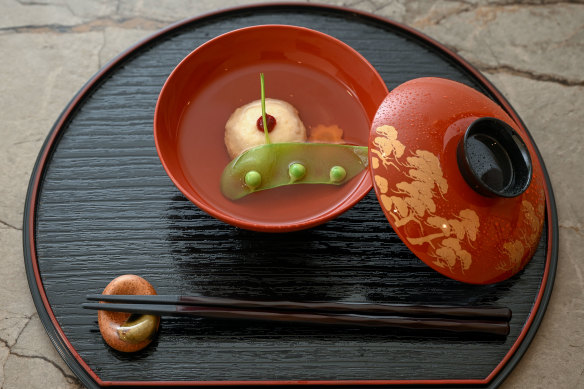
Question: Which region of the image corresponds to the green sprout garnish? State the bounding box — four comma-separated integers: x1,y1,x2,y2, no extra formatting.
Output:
260,73,271,145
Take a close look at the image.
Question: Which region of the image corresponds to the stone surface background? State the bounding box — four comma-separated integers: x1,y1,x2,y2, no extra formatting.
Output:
0,0,582,388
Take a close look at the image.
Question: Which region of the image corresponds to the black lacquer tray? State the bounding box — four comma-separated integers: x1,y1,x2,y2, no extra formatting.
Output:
23,3,558,388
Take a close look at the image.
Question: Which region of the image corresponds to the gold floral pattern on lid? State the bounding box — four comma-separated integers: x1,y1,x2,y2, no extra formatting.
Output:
368,78,546,284
498,199,546,273
372,125,480,274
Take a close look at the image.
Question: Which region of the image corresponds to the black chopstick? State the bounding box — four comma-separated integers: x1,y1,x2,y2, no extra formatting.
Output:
82,302,510,336
85,294,512,321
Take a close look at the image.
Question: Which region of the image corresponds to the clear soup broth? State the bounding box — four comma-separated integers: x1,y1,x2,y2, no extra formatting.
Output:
177,61,371,227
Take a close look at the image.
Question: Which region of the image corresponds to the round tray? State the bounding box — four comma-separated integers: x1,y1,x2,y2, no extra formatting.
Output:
23,3,558,388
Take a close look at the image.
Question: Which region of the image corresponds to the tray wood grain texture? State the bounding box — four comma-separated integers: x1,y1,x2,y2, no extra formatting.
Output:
24,4,557,388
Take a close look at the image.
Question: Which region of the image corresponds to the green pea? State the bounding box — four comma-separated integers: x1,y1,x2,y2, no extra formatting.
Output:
221,143,368,200
288,163,306,182
244,170,262,189
329,166,347,183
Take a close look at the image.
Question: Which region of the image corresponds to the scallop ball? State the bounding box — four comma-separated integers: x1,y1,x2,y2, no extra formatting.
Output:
224,98,307,159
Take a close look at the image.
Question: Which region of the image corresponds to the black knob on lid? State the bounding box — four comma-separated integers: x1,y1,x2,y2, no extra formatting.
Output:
457,117,532,198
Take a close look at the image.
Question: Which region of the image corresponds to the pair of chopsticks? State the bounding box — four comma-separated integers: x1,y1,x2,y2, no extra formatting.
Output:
83,294,511,336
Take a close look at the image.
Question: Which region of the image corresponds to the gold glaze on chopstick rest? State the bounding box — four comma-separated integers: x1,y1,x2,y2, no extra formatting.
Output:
117,314,159,344
97,274,160,352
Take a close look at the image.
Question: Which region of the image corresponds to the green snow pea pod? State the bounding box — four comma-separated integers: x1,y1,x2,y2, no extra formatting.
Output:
221,142,369,200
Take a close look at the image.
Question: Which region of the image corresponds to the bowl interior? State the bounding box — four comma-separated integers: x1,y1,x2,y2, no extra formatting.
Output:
154,25,388,232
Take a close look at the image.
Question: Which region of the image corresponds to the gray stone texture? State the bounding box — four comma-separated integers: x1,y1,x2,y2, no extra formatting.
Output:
0,0,582,387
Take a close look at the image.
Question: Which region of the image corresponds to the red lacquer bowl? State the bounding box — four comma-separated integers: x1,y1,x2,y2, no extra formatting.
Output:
154,25,388,232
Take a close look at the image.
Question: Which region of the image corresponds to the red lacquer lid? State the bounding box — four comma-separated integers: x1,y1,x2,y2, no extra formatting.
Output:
369,78,545,284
